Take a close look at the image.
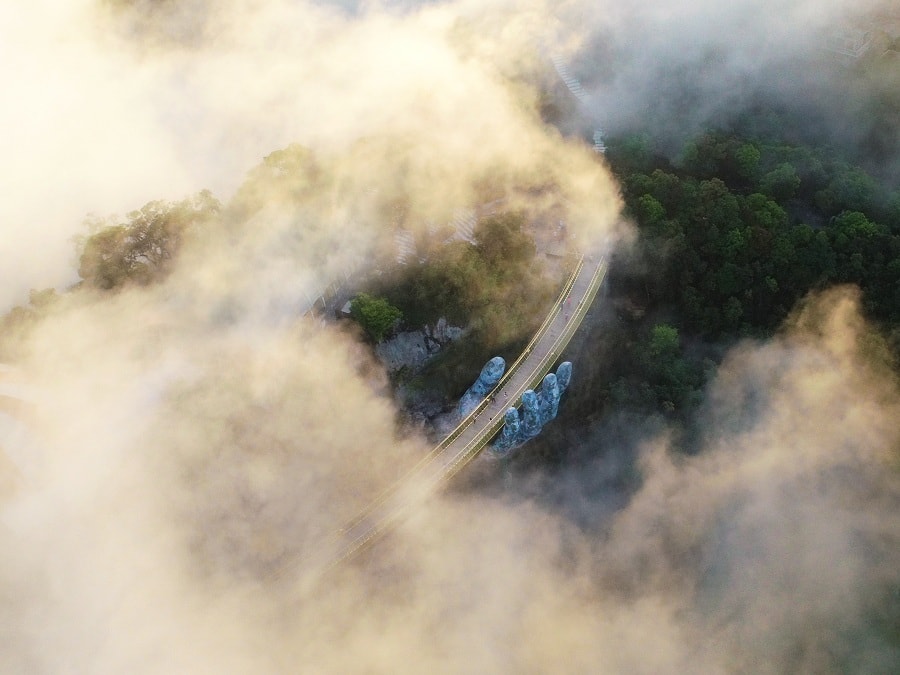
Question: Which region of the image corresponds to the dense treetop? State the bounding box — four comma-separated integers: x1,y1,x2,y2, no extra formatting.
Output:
568,127,900,426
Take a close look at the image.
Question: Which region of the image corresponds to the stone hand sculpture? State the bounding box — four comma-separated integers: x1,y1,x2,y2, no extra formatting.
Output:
555,361,572,394
491,361,572,454
457,356,505,417
495,407,521,448
521,390,542,440
537,373,560,425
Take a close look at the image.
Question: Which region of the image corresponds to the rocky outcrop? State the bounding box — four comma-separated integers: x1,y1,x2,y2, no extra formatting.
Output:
375,318,466,373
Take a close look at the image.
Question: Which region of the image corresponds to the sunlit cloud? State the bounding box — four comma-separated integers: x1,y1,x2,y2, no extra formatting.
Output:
0,1,897,673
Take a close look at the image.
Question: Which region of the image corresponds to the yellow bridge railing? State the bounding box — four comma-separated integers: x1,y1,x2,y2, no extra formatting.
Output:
271,255,608,578
338,256,585,534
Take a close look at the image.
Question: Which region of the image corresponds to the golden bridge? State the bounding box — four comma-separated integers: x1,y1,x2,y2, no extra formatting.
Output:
274,253,608,578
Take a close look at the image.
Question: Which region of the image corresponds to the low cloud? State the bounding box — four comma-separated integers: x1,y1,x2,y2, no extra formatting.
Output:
1,1,897,673
3,253,898,672
0,0,620,310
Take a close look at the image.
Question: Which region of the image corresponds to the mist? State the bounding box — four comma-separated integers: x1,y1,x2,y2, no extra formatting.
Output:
1,1,899,673
569,0,898,173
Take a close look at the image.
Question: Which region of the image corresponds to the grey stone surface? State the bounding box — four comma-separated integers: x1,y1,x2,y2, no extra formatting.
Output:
457,356,505,417
375,318,465,373
375,330,430,372
521,390,542,439
446,326,464,341
537,373,560,425
495,408,520,449
556,361,572,393
490,361,573,454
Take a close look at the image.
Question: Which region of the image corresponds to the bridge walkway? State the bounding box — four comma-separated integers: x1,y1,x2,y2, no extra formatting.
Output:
274,254,608,578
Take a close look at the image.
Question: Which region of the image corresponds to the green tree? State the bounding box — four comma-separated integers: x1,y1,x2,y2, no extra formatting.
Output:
78,191,220,290
78,225,130,289
692,179,741,234
733,142,761,182
648,323,680,360
743,193,788,232
626,323,704,415
230,144,322,217
680,134,759,187
474,211,535,270
759,162,801,201
830,210,883,240
723,296,744,328
814,164,878,216
886,191,900,232
627,170,690,216
606,133,656,174
350,293,402,342
636,194,666,227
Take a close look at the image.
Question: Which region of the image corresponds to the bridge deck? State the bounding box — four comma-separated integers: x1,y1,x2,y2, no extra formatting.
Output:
275,254,608,578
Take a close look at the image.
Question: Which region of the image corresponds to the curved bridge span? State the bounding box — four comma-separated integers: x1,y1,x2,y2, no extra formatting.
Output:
276,254,608,578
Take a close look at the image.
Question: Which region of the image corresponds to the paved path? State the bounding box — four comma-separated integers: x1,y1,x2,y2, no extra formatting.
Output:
273,254,608,578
